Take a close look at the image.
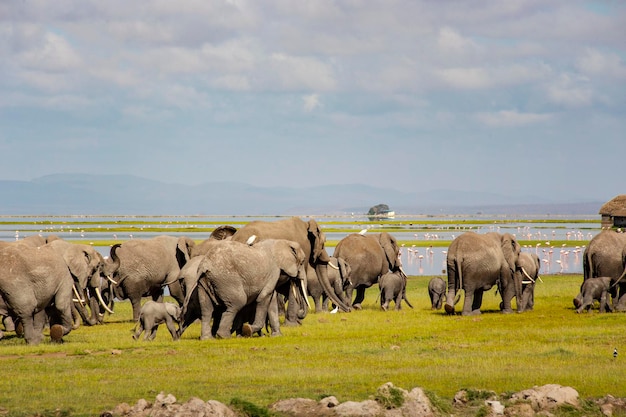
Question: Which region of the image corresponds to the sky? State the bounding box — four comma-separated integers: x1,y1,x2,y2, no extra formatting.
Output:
1,1,625,203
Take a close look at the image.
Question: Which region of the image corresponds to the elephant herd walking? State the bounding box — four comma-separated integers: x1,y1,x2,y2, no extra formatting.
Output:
0,217,622,344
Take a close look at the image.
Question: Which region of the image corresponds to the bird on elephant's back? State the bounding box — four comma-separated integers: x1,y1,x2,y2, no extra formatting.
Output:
445,231,523,316
230,217,352,321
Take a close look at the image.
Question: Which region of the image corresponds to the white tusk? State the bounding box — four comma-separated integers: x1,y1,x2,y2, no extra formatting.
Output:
73,285,85,306
327,261,339,270
300,280,311,310
107,275,118,285
246,235,256,245
95,287,114,314
520,267,535,283
537,275,544,283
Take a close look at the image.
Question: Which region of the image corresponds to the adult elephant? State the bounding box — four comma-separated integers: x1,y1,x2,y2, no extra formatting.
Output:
47,239,114,327
579,230,626,311
231,217,351,323
333,232,402,309
445,232,523,316
306,257,352,313
190,225,237,258
104,235,195,321
500,252,541,312
0,243,74,344
181,238,309,339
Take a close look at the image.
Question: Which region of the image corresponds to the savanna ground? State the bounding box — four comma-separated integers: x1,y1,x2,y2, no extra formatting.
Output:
0,216,623,416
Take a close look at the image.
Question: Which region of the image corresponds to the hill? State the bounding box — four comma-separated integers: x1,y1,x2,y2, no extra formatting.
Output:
0,174,604,216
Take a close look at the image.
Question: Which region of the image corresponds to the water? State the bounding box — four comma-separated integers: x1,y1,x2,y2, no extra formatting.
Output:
2,214,597,276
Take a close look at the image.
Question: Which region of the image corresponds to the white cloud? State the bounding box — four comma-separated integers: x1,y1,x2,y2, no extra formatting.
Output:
269,53,336,91
17,32,82,72
546,73,594,107
577,48,626,79
302,93,321,112
437,67,491,89
475,110,553,127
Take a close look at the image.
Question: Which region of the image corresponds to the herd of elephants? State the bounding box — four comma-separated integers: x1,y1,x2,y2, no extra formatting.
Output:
0,216,624,344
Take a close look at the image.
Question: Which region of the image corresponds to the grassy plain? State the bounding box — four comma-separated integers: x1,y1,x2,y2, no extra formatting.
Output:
0,274,625,417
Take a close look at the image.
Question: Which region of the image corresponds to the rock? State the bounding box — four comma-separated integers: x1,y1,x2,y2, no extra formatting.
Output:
320,396,340,408
504,402,536,417
334,400,382,417
487,400,505,415
511,384,579,411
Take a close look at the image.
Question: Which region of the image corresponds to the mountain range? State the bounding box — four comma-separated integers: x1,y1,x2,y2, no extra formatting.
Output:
0,174,606,216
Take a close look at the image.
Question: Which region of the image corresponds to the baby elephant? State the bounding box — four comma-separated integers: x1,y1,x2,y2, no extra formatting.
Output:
428,277,446,310
379,270,413,311
575,276,615,314
133,301,181,341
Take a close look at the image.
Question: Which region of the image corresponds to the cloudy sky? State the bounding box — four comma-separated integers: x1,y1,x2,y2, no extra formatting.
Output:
1,1,624,203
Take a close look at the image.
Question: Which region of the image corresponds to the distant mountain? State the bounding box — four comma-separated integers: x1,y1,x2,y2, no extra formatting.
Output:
0,174,605,216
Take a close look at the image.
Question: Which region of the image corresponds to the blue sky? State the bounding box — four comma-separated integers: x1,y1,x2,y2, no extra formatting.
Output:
1,1,624,203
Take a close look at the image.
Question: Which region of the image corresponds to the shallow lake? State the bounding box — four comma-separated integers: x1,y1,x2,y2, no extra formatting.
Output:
1,214,599,276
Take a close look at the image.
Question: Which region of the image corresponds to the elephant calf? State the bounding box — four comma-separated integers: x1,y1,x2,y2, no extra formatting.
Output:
428,277,446,310
133,301,181,341
379,271,413,311
575,276,614,314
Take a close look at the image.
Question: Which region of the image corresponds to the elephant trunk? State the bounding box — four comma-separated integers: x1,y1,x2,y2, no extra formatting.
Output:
512,266,523,313
315,261,351,312
444,257,460,314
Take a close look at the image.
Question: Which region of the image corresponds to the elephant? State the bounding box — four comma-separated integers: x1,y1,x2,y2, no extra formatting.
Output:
0,243,74,344
19,234,60,247
580,230,626,311
104,235,195,321
445,232,523,316
190,225,237,258
46,239,114,327
230,217,351,323
180,238,309,339
378,270,413,311
132,301,181,341
333,231,403,309
306,256,352,313
575,276,615,313
428,277,446,310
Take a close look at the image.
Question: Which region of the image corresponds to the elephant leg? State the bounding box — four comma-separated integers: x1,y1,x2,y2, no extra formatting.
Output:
249,291,275,335
165,316,179,341
267,293,281,337
3,315,15,332
130,298,142,322
133,320,144,340
216,308,239,339
23,312,44,345
394,293,403,311
471,289,484,314
352,287,366,309
147,325,158,341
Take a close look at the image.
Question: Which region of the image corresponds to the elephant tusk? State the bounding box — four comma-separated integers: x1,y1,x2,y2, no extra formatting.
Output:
300,279,311,310
327,261,339,270
73,285,85,306
537,275,544,283
520,267,535,283
107,275,118,285
95,287,115,315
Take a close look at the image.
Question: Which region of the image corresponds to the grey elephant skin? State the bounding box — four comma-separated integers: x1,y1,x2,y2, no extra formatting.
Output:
133,301,181,341
502,252,541,312
306,256,351,313
575,276,614,313
445,232,523,316
428,277,446,310
580,230,626,311
47,239,113,327
378,270,413,311
105,235,195,321
0,243,74,344
230,217,351,320
181,238,308,339
333,232,402,309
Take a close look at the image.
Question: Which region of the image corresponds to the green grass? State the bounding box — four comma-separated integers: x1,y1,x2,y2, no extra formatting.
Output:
0,274,624,416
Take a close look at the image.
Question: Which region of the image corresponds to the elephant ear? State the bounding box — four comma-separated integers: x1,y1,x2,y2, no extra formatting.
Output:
278,241,305,277
176,236,194,268
64,249,90,288
378,232,399,270
210,225,237,240
500,233,520,272
307,219,330,263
